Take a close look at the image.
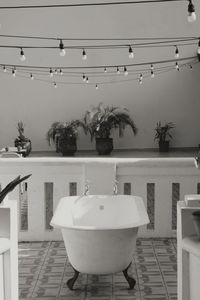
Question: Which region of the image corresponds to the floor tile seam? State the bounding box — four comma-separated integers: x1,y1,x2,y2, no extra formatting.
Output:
151,240,171,300
29,240,53,300
56,254,68,299
132,255,142,300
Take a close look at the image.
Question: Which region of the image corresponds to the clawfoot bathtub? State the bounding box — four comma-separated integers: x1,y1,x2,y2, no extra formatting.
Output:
51,195,149,290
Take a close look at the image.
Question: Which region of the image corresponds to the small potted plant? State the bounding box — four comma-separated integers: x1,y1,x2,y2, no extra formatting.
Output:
46,120,86,156
84,103,138,155
154,121,175,152
14,121,32,156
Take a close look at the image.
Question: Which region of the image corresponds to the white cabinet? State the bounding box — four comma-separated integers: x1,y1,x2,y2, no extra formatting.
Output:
177,201,200,300
0,198,18,300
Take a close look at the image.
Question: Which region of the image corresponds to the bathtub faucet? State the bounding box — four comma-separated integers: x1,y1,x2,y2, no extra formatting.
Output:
113,180,118,195
84,180,90,195
194,145,200,169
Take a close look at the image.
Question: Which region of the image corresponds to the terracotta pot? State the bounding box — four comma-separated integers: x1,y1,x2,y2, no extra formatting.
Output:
59,138,77,156
192,210,200,239
159,141,169,152
96,138,113,155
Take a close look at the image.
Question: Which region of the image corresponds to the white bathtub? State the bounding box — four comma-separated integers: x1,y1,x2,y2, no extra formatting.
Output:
51,195,149,289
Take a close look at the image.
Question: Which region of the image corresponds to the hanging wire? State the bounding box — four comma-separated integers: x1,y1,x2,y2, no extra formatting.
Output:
0,0,186,10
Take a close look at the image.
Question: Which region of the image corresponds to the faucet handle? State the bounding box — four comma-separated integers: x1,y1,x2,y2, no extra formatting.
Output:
113,179,118,195
84,180,90,195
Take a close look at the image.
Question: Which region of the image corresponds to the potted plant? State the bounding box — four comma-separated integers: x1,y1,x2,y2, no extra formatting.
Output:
84,103,138,155
46,120,86,156
154,121,175,152
14,121,32,156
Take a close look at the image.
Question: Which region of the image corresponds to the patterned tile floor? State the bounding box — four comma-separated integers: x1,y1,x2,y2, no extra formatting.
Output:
19,238,177,300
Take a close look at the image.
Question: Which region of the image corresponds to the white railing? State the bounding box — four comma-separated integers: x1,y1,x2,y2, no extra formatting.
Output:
0,157,199,241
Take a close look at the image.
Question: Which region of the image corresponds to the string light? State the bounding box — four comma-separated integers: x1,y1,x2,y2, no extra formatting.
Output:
54,82,57,88
82,74,86,82
54,69,58,75
150,64,154,71
128,45,134,59
20,48,26,61
59,39,66,56
82,49,87,60
59,69,63,75
124,66,128,76
30,73,34,80
117,67,120,74
49,68,53,77
197,39,200,54
3,65,6,72
188,0,196,22
175,62,179,70
175,46,179,59
104,67,107,73
189,64,193,69
86,77,89,83
151,70,155,78
139,78,142,84
95,84,99,90
12,67,16,77
140,73,143,80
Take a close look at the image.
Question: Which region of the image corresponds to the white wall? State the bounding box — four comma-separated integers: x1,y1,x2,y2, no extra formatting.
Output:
0,1,200,151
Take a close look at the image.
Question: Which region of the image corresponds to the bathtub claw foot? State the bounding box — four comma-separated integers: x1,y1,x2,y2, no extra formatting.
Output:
66,268,79,290
123,263,136,290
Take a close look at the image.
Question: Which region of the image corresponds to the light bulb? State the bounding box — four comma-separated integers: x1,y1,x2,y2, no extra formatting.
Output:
188,0,196,22
150,64,154,71
86,77,89,83
54,82,57,88
151,70,155,78
96,84,99,90
189,64,193,69
20,48,26,61
82,74,86,82
117,67,120,74
49,68,53,78
175,62,179,71
104,67,107,73
124,66,128,76
54,69,58,75
140,74,143,80
30,73,34,80
82,49,87,60
175,46,179,59
59,40,66,56
139,78,142,84
3,65,6,72
128,46,134,59
59,69,63,75
12,68,16,77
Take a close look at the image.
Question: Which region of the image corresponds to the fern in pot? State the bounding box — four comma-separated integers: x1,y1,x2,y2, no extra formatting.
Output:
46,120,86,156
154,121,175,152
84,103,138,155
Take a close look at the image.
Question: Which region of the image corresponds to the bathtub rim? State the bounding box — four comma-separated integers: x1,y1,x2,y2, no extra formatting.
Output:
50,194,149,230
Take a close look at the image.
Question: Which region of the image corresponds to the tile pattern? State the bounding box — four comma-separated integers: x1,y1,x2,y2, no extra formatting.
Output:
20,182,28,231
44,182,54,230
70,182,77,196
147,183,155,230
124,183,131,195
197,182,200,194
172,183,180,230
19,238,177,300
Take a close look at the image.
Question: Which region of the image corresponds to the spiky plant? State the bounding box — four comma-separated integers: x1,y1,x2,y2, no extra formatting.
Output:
84,103,138,141
46,120,87,145
154,122,175,143
17,121,29,142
